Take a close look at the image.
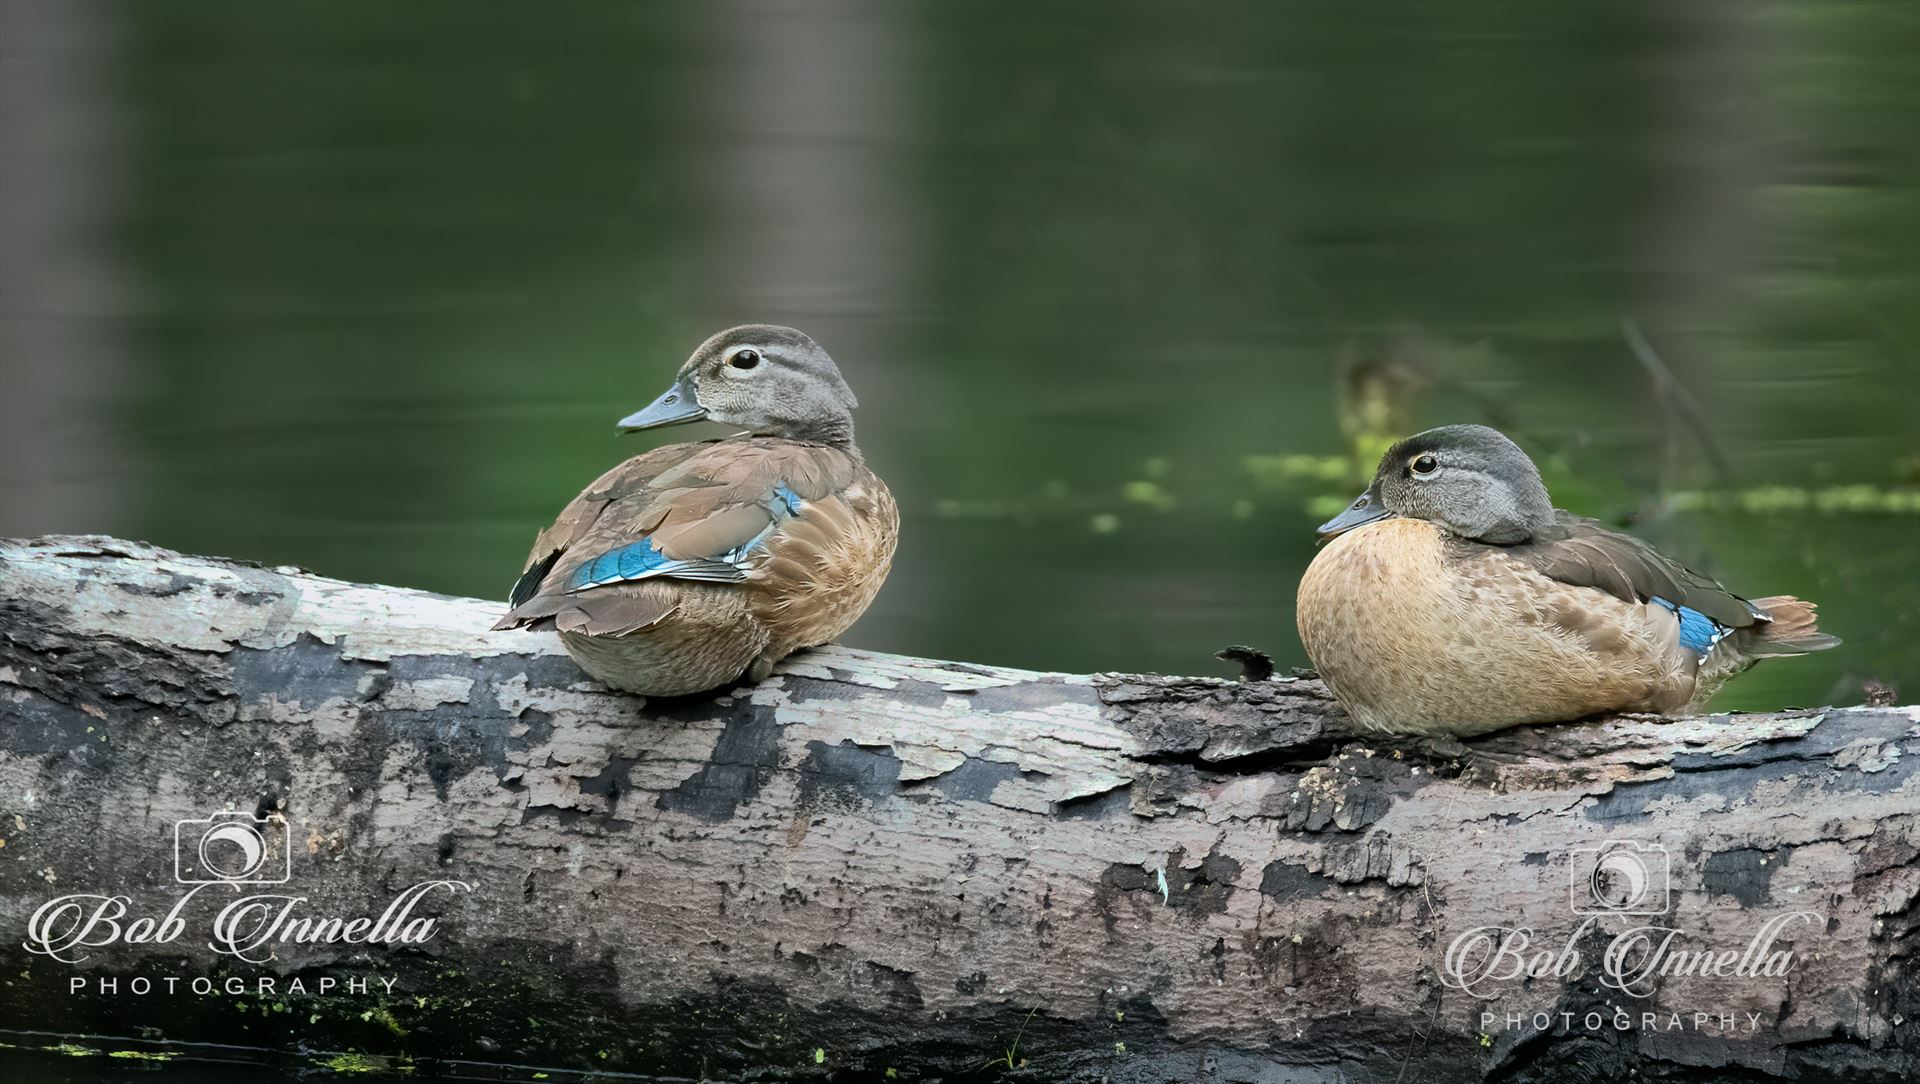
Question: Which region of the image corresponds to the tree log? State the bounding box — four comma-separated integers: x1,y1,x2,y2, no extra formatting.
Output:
0,535,1914,1083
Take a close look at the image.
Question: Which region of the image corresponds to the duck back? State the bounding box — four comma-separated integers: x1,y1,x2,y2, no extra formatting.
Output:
497,437,897,696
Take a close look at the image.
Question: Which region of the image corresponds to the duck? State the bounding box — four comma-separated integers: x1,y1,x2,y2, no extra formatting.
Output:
1296,424,1838,737
493,325,898,697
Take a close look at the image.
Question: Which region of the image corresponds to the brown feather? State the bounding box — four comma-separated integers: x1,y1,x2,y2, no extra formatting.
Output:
1299,518,1695,736
655,503,773,560
497,438,868,624
495,436,896,696
1742,595,1841,655
1503,512,1761,630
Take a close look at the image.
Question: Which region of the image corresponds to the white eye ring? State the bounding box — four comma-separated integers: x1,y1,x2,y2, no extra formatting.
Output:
1410,454,1439,477
725,347,763,375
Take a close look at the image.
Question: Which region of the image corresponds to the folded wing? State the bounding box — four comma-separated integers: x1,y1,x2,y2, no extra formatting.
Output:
1504,511,1765,654
494,438,861,637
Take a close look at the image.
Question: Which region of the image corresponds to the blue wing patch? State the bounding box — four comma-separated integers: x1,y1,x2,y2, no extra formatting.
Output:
566,482,809,592
1650,596,1731,656
569,538,674,590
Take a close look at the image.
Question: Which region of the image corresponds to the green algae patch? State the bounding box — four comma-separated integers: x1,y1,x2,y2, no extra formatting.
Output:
46,1043,101,1057
359,1003,410,1038
312,1051,414,1074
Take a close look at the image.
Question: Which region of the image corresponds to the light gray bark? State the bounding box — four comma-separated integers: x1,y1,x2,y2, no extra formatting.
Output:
0,535,1913,1083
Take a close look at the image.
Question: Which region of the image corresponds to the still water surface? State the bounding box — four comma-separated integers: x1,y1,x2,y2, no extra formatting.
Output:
5,0,1914,711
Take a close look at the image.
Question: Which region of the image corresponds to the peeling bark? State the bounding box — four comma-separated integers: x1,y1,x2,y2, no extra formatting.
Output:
0,535,1914,1083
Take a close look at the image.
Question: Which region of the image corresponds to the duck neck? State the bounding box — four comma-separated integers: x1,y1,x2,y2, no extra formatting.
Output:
771,414,856,450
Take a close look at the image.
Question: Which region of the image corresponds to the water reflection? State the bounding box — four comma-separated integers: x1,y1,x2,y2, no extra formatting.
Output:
1,0,1913,709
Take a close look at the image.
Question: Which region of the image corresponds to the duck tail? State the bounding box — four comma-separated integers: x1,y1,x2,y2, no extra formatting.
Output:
1742,596,1842,657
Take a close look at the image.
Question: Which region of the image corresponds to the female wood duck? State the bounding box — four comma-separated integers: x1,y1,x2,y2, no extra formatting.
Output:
494,325,898,696
1297,424,1838,737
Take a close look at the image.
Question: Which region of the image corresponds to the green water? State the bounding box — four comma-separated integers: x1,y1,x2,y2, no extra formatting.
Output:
5,0,1915,710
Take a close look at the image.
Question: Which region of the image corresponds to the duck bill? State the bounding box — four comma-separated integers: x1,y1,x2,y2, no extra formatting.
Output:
617,379,707,432
1317,488,1392,541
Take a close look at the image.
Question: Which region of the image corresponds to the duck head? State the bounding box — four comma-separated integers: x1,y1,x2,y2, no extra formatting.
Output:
619,325,859,445
1317,424,1554,544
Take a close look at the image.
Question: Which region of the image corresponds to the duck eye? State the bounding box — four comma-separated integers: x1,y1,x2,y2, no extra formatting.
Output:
729,349,761,370
1411,454,1439,476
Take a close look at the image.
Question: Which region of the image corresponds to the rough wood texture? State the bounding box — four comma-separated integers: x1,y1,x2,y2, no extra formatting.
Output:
0,535,1914,1083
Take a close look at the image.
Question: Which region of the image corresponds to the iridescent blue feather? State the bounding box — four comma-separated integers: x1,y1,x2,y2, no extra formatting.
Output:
1650,596,1731,657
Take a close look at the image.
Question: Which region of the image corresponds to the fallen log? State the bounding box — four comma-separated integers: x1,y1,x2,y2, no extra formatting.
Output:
0,535,1913,1083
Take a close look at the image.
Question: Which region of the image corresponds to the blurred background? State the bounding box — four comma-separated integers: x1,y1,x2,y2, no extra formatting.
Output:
3,0,1914,711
